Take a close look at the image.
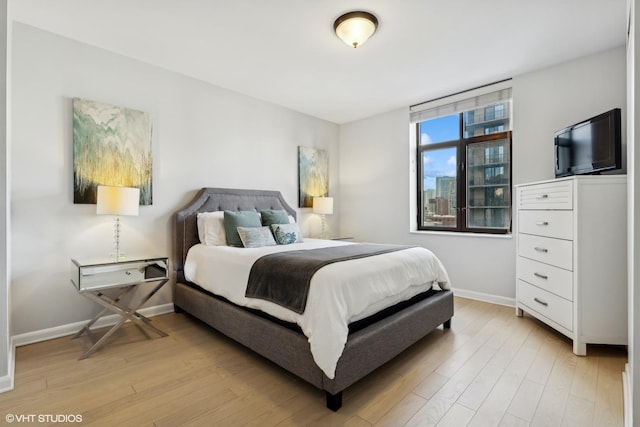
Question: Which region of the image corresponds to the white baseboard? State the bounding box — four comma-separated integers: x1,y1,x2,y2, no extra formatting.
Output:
0,337,15,393
12,303,175,347
623,362,631,427
452,287,515,308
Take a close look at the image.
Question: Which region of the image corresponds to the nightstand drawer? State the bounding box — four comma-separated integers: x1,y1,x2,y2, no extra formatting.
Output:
71,258,169,292
517,256,573,301
519,210,573,240
518,180,573,210
518,280,572,331
70,255,170,359
518,233,573,270
80,266,145,289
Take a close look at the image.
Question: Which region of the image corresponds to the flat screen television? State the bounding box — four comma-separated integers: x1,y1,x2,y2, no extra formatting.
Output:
554,108,622,177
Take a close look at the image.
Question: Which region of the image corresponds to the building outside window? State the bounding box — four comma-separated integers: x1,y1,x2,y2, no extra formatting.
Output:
411,82,512,234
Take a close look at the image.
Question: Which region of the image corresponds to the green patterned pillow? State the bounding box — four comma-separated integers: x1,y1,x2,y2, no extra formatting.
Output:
224,210,261,247
260,209,290,226
271,223,303,245
237,226,277,248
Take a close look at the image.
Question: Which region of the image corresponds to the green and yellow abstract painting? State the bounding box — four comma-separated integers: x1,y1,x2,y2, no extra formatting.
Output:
73,98,153,205
298,146,329,208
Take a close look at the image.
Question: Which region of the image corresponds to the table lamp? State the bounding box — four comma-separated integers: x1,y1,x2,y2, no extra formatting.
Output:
96,185,140,261
313,196,333,239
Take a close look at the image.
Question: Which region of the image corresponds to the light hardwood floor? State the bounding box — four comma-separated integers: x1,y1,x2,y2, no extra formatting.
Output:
0,297,626,426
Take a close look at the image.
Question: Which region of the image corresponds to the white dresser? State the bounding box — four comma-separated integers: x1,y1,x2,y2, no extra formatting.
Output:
515,175,627,355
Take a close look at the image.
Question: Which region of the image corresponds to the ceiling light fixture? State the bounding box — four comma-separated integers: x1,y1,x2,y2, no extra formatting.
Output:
333,11,378,48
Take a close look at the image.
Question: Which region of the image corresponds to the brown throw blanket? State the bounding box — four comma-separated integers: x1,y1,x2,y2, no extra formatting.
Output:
245,243,412,314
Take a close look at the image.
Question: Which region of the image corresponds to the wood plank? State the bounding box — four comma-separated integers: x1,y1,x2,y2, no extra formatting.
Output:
436,403,475,427
529,343,577,427
561,395,595,427
592,349,625,427
373,392,426,427
569,351,600,402
457,364,504,411
507,379,544,422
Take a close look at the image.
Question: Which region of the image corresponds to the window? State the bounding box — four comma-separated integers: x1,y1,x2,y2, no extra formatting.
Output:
411,82,512,234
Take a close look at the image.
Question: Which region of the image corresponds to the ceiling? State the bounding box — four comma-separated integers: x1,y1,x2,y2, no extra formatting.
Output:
11,0,626,124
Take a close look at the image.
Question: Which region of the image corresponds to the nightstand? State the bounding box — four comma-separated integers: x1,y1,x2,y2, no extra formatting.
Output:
70,256,169,359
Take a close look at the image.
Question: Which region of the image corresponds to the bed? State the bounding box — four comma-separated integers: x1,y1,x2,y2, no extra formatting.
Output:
172,187,454,411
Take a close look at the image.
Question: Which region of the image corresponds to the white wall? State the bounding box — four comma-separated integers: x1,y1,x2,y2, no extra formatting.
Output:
339,47,626,302
0,0,10,386
626,0,639,423
514,47,626,184
10,23,339,335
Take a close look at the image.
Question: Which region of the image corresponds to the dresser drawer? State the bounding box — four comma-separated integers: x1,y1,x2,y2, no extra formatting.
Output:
517,256,573,301
518,280,573,331
518,233,573,270
519,210,573,240
518,180,573,210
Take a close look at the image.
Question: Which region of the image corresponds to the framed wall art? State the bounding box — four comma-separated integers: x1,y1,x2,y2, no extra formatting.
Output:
73,98,153,205
298,146,329,208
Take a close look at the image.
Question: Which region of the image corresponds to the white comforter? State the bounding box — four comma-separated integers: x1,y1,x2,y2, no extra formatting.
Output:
184,239,451,379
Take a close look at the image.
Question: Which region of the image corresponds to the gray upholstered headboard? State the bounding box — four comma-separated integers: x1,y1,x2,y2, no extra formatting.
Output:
173,187,297,281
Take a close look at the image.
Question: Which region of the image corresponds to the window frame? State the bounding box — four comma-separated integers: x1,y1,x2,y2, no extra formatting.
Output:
417,139,460,232
416,118,512,235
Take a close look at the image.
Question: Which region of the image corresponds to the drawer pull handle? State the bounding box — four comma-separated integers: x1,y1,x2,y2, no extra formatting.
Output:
536,194,549,199
534,272,548,280
534,247,548,253
125,271,131,276
534,297,548,307
536,221,549,226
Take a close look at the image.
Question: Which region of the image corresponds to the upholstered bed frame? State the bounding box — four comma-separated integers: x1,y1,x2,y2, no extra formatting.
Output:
172,187,454,411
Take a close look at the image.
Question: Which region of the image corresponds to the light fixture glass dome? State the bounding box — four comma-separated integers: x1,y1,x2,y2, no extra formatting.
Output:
334,11,378,48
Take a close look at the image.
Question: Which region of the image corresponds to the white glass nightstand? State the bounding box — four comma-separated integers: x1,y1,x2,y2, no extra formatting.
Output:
70,256,169,360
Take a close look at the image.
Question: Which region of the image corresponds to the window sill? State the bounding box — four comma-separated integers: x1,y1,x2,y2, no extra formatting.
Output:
409,230,513,239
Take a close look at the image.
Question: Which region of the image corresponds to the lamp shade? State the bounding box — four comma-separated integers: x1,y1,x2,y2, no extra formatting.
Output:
334,11,378,48
313,197,334,215
96,185,140,216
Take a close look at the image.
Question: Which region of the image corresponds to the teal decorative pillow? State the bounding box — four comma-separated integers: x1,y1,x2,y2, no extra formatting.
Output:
237,226,277,248
224,210,261,247
271,223,303,245
260,209,290,226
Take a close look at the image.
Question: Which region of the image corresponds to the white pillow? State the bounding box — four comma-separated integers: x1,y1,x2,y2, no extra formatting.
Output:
197,211,227,246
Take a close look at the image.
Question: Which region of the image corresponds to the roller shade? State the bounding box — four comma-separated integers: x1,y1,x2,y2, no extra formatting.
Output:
410,79,512,124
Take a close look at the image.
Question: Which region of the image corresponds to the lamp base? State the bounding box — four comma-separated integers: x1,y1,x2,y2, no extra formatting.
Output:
320,214,328,239
108,216,128,262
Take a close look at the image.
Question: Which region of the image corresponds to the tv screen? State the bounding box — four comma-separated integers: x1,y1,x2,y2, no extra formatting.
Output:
554,108,621,177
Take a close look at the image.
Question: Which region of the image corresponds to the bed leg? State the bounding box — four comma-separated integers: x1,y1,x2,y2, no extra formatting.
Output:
443,319,451,329
326,391,342,411
174,304,185,314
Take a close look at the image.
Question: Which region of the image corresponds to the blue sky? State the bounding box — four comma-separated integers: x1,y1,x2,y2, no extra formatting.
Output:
420,114,458,189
